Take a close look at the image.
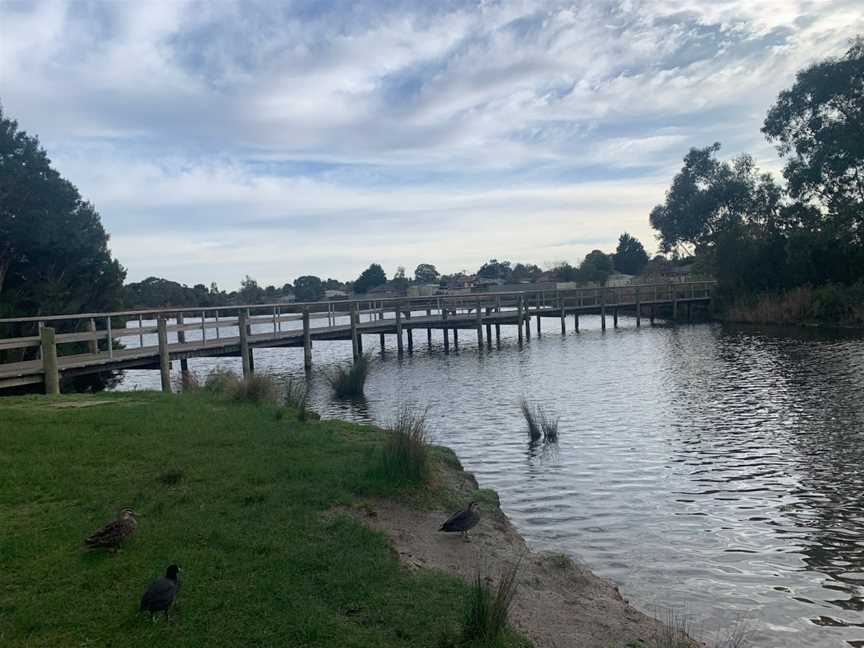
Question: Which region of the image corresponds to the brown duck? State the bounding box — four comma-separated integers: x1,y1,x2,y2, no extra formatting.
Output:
84,508,138,550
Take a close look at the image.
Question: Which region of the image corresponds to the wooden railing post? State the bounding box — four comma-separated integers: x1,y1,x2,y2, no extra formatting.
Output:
350,303,359,361
106,316,113,358
176,312,189,372
157,317,171,392
302,308,312,370
41,326,60,395
88,318,98,355
239,310,251,377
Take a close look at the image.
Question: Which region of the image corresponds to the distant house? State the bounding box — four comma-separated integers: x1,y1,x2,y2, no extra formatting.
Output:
324,289,348,300
407,284,440,297
606,273,635,287
276,294,296,303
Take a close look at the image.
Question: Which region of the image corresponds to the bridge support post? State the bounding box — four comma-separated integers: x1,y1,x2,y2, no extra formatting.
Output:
41,326,60,395
600,289,607,331
442,307,449,353
672,296,678,321
517,297,524,345
380,333,385,352
453,326,459,349
239,310,252,377
407,312,414,353
613,308,618,328
177,312,189,372
395,303,404,355
302,309,312,371
87,318,98,355
485,308,492,348
574,312,579,332
650,305,655,326
635,287,641,327
426,308,432,349
350,304,360,361
476,301,483,347
158,317,172,392
560,297,566,335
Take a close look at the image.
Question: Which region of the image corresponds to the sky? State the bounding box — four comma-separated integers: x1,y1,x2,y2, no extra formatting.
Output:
1,1,862,289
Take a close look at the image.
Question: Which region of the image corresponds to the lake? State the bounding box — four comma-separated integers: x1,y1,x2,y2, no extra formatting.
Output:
116,315,864,648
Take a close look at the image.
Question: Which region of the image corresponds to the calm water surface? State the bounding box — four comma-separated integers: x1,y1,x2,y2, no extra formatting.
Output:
116,317,864,647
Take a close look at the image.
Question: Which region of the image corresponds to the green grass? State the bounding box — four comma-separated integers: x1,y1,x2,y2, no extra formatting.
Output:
0,391,531,648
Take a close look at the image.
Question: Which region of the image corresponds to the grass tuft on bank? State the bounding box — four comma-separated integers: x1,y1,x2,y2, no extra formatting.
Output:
0,391,529,648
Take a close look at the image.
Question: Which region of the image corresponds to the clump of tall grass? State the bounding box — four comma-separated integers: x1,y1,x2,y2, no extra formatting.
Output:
201,368,281,405
461,561,521,644
519,399,559,442
174,370,202,392
326,354,370,398
380,405,429,484
204,367,241,394
284,377,311,421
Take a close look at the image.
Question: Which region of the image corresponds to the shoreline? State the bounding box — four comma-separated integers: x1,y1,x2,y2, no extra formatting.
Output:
344,443,697,648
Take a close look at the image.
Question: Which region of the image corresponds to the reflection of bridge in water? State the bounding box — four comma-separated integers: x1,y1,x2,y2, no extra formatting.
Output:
0,281,715,394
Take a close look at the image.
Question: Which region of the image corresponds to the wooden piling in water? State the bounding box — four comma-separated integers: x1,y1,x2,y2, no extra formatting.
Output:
560,297,566,334
574,312,579,331
600,289,607,331
613,308,618,328
635,287,641,327
407,312,414,353
380,332,385,352
41,326,60,395
302,309,312,370
517,297,524,344
426,308,432,348
395,303,404,354
453,326,459,348
239,310,251,377
158,318,172,391
350,304,359,361
442,306,449,353
476,301,483,347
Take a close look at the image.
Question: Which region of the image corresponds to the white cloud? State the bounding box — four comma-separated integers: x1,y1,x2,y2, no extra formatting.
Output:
1,0,862,287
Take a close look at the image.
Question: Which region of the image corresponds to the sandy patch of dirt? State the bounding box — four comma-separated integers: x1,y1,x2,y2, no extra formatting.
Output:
343,464,697,648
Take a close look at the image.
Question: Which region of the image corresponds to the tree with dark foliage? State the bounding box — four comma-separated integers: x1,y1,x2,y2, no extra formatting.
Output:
613,233,649,275
353,263,387,294
0,106,126,318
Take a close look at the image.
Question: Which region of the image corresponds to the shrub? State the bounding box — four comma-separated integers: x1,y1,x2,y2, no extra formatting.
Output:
204,367,241,394
380,405,428,484
326,355,370,398
232,373,282,405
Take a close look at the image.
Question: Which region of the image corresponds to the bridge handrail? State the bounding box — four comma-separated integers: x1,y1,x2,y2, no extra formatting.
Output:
0,281,717,357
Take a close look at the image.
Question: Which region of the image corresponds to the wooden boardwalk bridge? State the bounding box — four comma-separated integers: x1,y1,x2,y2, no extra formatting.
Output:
0,282,715,394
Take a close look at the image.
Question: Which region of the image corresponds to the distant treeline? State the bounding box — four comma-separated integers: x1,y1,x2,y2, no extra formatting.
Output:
121,232,667,309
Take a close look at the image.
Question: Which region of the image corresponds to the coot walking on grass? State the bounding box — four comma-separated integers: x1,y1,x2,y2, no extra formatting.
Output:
140,564,181,619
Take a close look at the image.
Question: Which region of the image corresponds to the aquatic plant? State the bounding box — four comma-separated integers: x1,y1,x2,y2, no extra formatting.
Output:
519,399,559,442
326,354,370,398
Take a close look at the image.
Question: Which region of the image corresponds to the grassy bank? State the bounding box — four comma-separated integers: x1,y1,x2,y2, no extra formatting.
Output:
724,282,864,327
0,391,529,647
